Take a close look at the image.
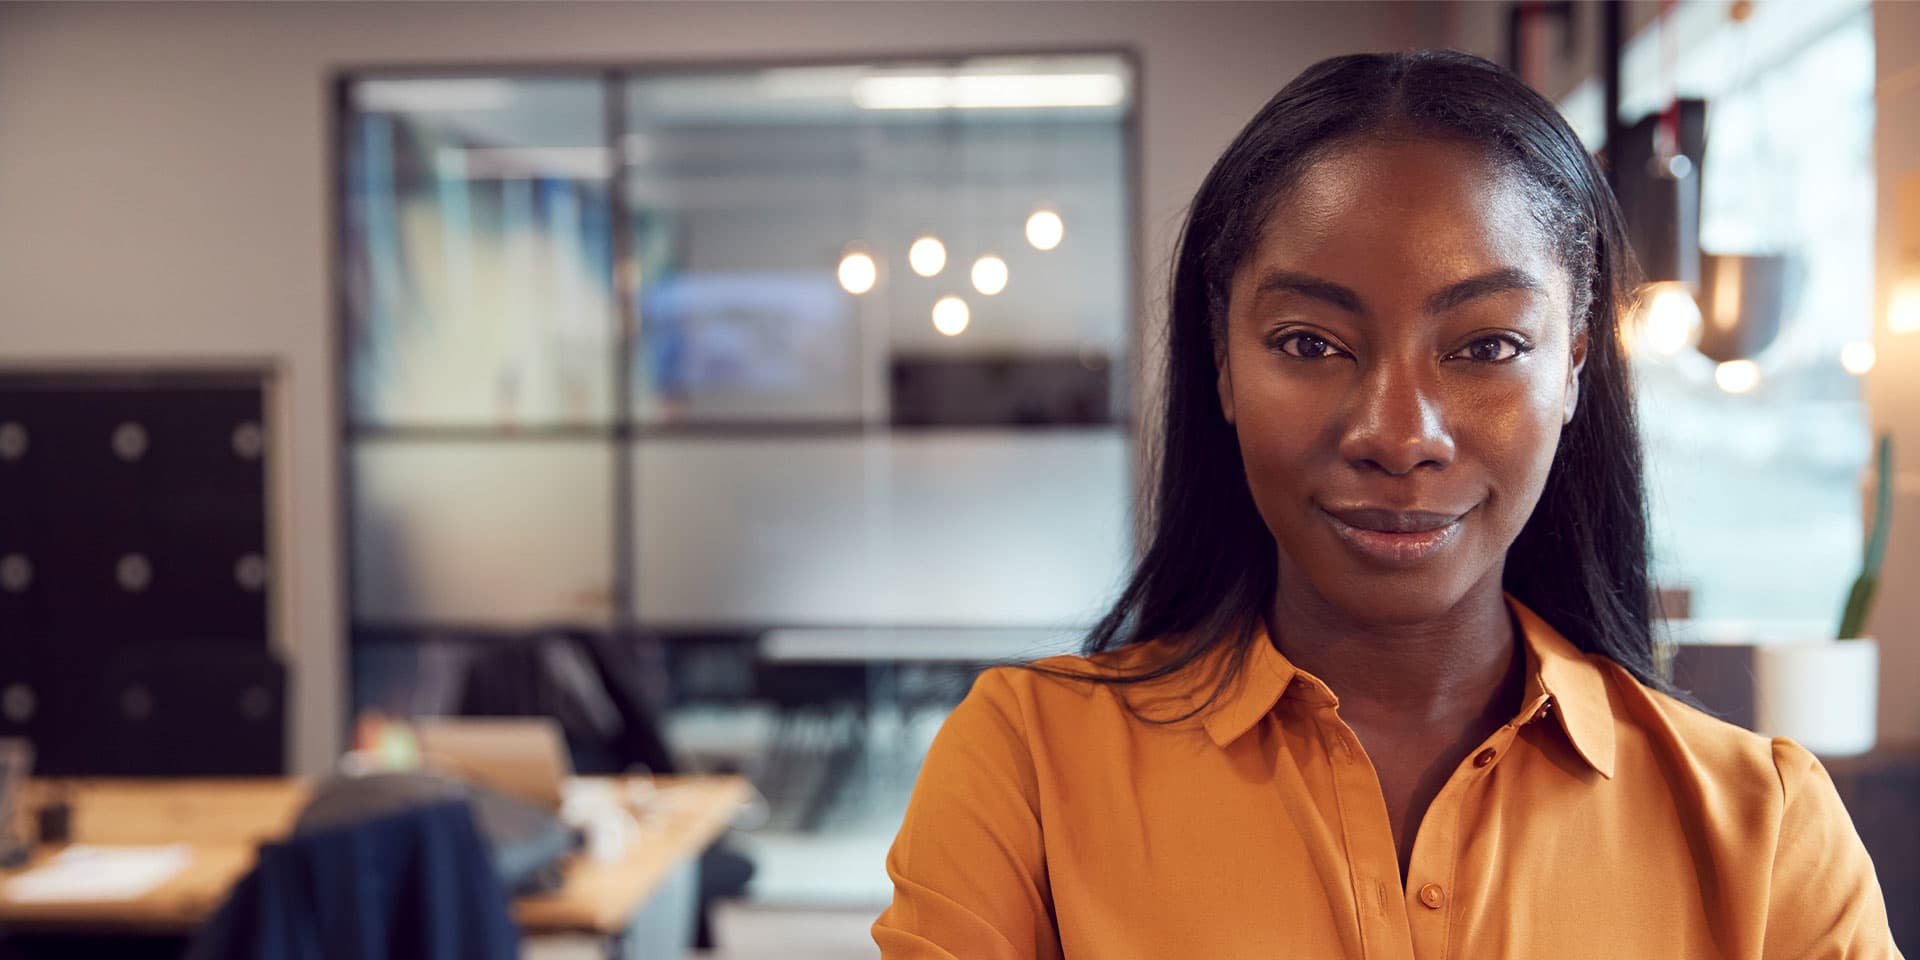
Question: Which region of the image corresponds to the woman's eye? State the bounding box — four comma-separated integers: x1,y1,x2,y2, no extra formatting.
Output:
1274,332,1344,359
1453,336,1525,363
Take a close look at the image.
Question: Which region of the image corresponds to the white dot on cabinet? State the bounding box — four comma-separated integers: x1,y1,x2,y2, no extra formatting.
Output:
112,422,149,462
121,685,154,720
2,684,35,723
239,686,273,720
0,422,27,461
117,553,152,592
234,553,267,592
0,554,31,593
232,421,264,461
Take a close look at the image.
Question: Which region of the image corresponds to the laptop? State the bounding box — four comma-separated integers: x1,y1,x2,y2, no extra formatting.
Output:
414,717,573,812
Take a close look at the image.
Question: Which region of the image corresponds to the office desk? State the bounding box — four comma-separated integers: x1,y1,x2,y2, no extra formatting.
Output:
0,775,748,940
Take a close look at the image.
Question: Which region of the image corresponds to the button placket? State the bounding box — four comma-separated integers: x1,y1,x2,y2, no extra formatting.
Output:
1314,706,1418,960
1402,722,1521,957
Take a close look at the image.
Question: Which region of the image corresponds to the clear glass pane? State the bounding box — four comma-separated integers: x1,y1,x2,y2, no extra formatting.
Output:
1630,13,1875,621
351,440,614,624
631,430,1131,626
344,76,616,427
623,57,1132,425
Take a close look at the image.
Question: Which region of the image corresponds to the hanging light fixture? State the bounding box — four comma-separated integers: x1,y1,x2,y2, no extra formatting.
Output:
1841,342,1876,376
1890,279,1920,334
837,248,878,295
931,296,970,336
909,236,947,277
1713,359,1761,394
1692,253,1793,363
1614,0,1703,353
1629,282,1702,357
1025,209,1064,251
971,255,1008,296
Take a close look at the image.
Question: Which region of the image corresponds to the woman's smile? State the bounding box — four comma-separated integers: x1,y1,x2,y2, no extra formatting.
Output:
1319,503,1474,567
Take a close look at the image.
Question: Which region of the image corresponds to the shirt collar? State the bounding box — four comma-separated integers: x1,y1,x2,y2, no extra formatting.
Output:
1197,592,1616,779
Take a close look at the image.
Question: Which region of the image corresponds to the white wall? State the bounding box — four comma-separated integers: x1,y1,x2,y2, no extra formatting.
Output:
0,0,1427,773
1868,0,1920,743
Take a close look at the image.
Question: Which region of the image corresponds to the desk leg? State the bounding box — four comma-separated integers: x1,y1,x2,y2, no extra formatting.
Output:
601,856,700,959
604,928,631,960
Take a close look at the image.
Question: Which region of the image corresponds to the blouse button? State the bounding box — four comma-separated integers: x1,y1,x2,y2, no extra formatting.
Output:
1418,882,1446,909
1472,747,1496,767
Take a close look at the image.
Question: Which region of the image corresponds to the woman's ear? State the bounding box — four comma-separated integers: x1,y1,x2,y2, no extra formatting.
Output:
1563,327,1589,425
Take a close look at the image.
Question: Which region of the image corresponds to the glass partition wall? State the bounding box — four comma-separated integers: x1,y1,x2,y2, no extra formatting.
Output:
340,57,1135,904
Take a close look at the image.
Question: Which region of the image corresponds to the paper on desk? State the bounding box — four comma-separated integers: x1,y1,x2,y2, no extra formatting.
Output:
4,845,192,903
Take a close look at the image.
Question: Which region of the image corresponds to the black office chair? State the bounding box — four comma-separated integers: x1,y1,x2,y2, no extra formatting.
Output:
457,628,753,952
751,661,870,831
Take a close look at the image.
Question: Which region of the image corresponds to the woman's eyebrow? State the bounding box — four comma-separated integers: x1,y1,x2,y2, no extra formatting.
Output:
1253,271,1367,315
1425,267,1544,314
1251,267,1544,318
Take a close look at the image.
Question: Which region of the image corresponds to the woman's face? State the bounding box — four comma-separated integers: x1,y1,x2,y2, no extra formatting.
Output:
1218,136,1586,624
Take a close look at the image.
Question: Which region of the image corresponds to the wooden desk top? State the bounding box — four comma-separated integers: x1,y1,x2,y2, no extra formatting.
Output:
0,775,749,937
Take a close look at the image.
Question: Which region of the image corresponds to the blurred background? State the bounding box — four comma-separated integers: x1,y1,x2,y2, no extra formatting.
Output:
0,1,1915,957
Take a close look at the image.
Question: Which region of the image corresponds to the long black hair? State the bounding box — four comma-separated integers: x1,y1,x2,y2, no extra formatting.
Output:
1028,50,1666,718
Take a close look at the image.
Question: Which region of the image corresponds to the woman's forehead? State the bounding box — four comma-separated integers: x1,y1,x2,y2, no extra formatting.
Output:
1247,136,1559,285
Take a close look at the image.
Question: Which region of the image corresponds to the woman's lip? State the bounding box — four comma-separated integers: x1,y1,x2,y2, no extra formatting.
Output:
1321,508,1463,566
1320,506,1462,532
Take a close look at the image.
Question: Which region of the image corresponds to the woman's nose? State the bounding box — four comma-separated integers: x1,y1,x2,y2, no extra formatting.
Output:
1336,359,1455,477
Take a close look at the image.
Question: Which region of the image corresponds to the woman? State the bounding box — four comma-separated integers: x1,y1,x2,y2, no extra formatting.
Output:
873,51,1899,959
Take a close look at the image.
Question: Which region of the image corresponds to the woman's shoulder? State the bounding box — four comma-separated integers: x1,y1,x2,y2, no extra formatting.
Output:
959,640,1209,736
1591,654,1823,804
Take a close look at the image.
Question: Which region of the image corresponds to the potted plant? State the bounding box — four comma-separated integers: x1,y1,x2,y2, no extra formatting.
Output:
1751,433,1891,757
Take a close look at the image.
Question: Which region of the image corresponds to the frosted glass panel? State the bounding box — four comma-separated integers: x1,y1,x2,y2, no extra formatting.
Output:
632,430,1130,626
352,441,614,624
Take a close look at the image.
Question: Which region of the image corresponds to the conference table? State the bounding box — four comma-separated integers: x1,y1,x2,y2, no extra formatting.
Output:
0,774,749,953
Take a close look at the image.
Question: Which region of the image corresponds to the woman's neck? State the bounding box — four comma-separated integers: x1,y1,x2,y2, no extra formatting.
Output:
1267,574,1522,729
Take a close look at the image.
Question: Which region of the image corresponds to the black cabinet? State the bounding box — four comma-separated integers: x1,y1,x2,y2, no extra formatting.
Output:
0,370,282,775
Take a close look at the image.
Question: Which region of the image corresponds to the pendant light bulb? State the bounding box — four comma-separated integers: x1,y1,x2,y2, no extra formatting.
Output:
837,249,878,295
909,236,948,278
1025,209,1064,251
971,255,1009,296
932,296,970,336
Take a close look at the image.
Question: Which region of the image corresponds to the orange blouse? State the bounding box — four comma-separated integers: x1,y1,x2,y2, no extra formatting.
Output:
874,595,1902,959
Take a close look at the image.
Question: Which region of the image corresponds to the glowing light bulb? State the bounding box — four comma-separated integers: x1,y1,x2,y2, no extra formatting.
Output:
971,255,1008,296
1025,209,1064,251
1891,279,1920,334
1841,341,1876,376
908,236,947,277
1636,282,1701,356
1714,359,1761,394
932,296,970,336
837,251,877,295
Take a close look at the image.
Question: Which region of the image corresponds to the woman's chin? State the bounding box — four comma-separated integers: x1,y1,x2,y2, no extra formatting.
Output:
1292,563,1494,627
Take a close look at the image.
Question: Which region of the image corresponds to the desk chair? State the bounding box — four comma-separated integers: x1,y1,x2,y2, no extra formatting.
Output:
752,661,871,831
459,628,753,951
188,799,517,960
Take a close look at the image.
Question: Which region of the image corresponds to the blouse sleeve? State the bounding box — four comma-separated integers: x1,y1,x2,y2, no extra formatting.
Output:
872,668,1063,960
1763,738,1905,959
